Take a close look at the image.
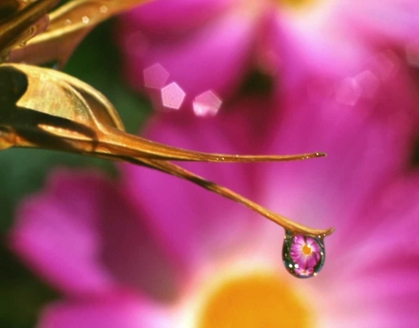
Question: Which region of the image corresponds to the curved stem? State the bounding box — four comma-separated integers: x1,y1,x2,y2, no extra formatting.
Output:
124,156,334,238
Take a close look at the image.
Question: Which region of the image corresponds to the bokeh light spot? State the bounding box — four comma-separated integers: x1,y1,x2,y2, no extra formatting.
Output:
99,5,108,14
161,82,185,109
335,77,362,106
354,70,380,99
371,51,397,82
193,90,222,117
143,63,169,89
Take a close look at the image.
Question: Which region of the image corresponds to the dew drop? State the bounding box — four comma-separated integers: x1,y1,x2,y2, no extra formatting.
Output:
99,5,108,14
282,231,325,278
81,16,90,24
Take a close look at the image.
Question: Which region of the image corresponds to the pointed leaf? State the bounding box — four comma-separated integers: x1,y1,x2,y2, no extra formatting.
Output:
1,63,326,162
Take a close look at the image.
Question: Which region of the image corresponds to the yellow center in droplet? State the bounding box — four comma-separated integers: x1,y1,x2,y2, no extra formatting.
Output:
302,244,312,256
198,273,311,328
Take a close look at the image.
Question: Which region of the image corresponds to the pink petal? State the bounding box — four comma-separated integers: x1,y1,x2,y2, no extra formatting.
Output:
317,245,418,327
260,58,417,231
38,294,172,328
293,174,418,327
336,0,419,47
117,8,257,111
265,3,417,91
118,0,235,35
262,10,366,85
9,170,178,301
327,173,419,271
9,170,117,296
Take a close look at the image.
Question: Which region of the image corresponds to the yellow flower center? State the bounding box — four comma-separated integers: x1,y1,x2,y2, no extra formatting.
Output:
302,244,312,256
198,272,311,328
277,0,314,9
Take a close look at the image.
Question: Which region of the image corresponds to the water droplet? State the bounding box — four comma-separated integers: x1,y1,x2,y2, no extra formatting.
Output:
81,16,90,24
99,5,108,14
282,231,325,278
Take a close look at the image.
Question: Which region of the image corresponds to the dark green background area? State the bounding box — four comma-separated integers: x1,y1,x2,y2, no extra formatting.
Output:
0,20,151,328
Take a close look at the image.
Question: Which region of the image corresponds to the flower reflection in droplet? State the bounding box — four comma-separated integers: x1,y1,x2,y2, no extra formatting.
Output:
283,233,325,278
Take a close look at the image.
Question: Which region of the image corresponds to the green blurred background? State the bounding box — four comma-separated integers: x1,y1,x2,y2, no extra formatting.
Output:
0,20,151,328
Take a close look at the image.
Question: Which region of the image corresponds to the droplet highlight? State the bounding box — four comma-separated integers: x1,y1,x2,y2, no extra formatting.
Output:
81,16,90,24
282,231,325,278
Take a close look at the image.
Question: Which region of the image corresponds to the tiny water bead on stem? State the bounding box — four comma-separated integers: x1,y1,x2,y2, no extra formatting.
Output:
282,232,325,278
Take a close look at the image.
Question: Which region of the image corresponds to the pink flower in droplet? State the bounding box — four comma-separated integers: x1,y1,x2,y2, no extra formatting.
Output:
288,235,323,277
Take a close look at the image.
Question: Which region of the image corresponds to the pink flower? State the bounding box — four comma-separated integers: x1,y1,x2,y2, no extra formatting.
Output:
8,57,418,326
285,233,324,278
116,0,418,112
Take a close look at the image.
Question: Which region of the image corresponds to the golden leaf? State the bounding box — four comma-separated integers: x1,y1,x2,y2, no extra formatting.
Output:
4,0,148,66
